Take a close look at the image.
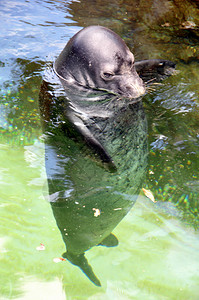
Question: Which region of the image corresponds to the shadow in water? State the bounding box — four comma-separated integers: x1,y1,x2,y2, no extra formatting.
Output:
42,93,148,286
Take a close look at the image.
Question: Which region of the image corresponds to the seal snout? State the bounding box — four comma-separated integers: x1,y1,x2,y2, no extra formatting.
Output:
118,74,146,99
131,80,146,98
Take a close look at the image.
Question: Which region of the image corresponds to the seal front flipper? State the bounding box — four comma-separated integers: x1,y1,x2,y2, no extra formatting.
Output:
135,59,176,83
98,233,119,247
63,252,101,287
64,107,117,172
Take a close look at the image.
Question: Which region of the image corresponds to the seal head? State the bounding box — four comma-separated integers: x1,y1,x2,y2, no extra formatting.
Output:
54,25,145,98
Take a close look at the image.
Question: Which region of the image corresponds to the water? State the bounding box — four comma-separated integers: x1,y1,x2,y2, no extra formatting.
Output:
0,0,199,299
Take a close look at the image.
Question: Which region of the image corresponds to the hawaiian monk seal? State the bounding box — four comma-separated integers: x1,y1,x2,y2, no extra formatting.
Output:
40,25,176,286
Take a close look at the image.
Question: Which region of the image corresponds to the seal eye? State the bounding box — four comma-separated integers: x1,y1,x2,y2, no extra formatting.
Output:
101,72,114,80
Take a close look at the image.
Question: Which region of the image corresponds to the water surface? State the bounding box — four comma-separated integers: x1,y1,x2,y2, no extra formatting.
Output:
0,0,199,299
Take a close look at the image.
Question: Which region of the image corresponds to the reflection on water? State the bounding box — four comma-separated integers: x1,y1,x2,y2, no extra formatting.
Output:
0,0,199,299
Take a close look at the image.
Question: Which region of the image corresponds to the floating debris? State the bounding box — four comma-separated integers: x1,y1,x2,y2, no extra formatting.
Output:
142,188,157,203
92,208,101,217
161,22,170,27
180,21,197,29
149,170,154,175
53,257,66,263
36,243,45,251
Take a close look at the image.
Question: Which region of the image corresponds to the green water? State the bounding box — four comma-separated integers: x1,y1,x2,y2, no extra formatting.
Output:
0,0,199,299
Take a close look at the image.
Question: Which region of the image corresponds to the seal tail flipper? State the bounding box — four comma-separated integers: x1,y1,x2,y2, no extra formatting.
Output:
63,252,101,287
135,59,176,83
98,233,119,247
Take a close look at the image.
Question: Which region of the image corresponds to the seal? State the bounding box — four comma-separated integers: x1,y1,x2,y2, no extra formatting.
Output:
40,25,176,286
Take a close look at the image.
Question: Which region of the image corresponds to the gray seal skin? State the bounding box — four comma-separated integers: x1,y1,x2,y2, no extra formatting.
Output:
40,25,176,286
54,25,146,99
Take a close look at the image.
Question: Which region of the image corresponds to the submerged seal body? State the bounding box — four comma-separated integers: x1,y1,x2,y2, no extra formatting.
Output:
45,100,148,287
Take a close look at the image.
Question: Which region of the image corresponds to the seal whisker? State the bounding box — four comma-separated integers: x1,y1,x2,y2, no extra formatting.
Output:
145,78,156,84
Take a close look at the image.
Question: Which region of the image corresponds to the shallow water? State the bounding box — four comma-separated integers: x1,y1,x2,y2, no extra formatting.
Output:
0,0,199,299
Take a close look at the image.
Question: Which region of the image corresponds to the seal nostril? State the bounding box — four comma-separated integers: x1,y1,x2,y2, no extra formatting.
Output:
128,61,133,69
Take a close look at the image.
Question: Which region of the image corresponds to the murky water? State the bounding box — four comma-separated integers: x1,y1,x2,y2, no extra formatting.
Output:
0,0,199,299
